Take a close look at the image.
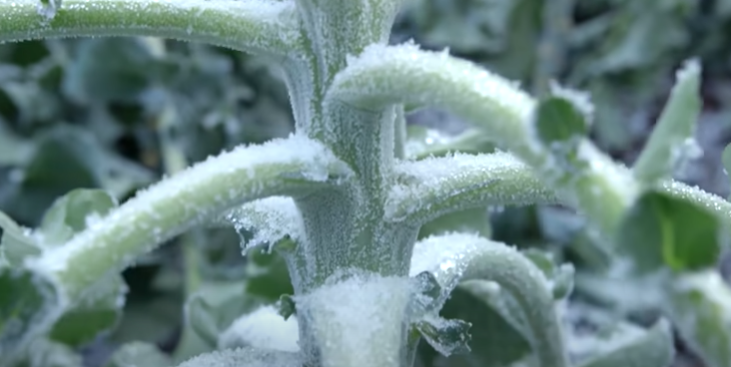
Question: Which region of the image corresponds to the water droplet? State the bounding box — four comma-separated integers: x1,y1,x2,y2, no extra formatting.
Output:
37,0,60,22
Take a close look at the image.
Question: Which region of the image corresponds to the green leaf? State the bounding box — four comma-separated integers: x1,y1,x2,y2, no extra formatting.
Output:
277,295,296,320
534,96,589,146
616,190,723,274
245,251,294,301
0,266,62,362
49,273,125,347
418,284,531,367
185,280,258,348
414,316,471,357
105,342,172,367
577,319,674,367
39,188,117,246
0,211,41,267
522,249,575,300
632,59,701,184
666,270,731,367
62,38,158,103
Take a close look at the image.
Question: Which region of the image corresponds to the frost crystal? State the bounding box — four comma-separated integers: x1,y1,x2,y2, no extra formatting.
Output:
222,196,305,253
218,305,300,352
410,233,482,294
295,270,412,367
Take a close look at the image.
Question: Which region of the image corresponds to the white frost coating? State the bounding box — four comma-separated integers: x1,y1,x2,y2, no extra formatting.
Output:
296,271,412,367
223,196,305,253
409,232,483,293
386,151,556,222
27,133,352,283
549,81,595,126
176,347,301,367
1,0,301,56
330,41,535,140
218,305,300,352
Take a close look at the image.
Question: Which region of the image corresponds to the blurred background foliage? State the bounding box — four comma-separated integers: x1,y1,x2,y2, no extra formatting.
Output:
1,0,730,366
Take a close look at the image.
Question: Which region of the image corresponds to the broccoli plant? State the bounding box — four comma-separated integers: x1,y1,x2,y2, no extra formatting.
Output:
1,1,731,367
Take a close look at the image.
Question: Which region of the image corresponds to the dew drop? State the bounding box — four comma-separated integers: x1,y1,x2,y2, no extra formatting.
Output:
37,0,60,22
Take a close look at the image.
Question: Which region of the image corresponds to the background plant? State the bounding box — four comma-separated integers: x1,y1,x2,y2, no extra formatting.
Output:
0,1,730,367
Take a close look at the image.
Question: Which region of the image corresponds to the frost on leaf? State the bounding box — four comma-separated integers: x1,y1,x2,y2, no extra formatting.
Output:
218,305,299,352
175,346,301,367
219,196,304,254
387,151,556,223
0,211,41,267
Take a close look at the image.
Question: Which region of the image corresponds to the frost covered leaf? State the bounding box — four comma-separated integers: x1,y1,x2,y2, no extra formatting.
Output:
0,266,63,362
576,319,674,367
49,272,125,347
245,251,293,301
38,188,117,247
410,233,568,367
428,282,531,367
104,342,172,367
220,197,304,254
521,249,574,300
175,346,301,367
616,190,723,274
0,210,41,267
218,305,299,352
185,280,259,349
414,315,471,357
666,270,731,367
633,59,702,184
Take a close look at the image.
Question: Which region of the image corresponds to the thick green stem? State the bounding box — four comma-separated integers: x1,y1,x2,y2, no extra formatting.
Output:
26,136,353,300
0,0,302,56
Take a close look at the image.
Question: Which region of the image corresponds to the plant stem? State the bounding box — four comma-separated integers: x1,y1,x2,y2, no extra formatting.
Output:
26,135,352,301
0,0,301,56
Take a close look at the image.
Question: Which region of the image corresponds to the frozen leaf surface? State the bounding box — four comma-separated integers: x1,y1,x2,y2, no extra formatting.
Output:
218,305,299,352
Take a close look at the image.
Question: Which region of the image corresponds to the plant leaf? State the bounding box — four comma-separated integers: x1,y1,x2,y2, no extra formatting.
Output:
0,211,41,267
632,59,702,184
0,266,62,363
39,188,117,246
49,273,126,347
666,270,731,367
534,96,589,146
104,342,172,367
616,190,723,274
576,319,674,367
